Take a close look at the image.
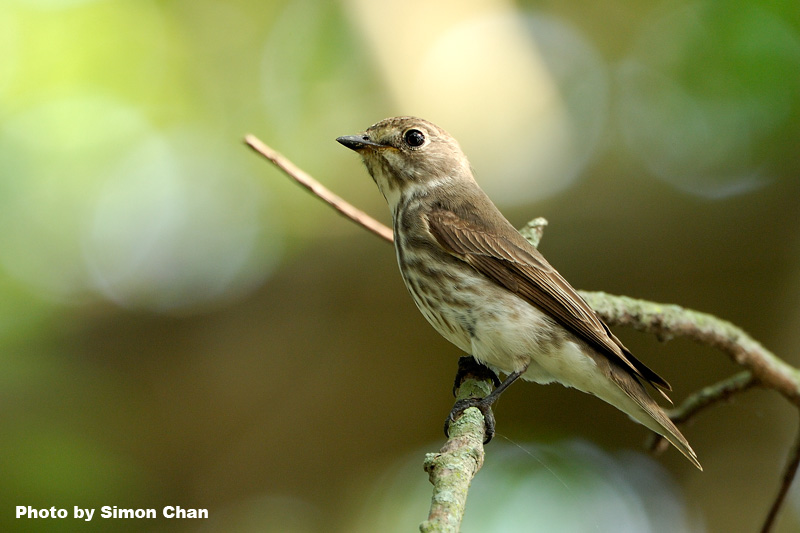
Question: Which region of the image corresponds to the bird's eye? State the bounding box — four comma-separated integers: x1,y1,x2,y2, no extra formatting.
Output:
404,129,426,148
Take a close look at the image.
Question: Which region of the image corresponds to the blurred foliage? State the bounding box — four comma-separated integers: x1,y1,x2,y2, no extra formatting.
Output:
1,0,799,531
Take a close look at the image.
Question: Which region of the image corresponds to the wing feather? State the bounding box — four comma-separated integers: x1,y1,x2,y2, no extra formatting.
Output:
427,209,671,393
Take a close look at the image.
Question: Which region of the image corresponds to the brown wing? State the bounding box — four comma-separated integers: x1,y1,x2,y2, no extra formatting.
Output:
427,209,671,393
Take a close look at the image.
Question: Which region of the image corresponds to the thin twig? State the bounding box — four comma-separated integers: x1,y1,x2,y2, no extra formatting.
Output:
244,134,393,243
245,133,800,533
648,371,757,453
669,371,758,424
761,416,800,533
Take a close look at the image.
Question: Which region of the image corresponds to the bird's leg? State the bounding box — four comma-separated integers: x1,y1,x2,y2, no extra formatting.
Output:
451,355,501,396
445,360,526,444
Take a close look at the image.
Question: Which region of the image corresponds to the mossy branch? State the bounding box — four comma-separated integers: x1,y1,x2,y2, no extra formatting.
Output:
420,369,493,532
578,292,800,404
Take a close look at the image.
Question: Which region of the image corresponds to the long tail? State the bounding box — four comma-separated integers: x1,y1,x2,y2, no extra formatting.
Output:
608,367,702,470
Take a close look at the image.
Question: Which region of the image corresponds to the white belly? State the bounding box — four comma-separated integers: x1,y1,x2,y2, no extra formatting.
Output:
404,262,624,402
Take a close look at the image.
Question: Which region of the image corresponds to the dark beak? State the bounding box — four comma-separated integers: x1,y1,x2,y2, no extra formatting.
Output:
336,134,383,151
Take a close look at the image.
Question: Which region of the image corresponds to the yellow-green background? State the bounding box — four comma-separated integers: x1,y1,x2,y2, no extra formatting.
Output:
2,0,799,531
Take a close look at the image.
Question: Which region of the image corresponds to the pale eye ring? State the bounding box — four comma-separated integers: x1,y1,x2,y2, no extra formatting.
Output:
404,129,426,148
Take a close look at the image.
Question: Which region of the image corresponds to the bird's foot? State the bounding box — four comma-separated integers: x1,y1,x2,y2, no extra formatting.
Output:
444,396,497,444
451,356,500,396
445,362,527,444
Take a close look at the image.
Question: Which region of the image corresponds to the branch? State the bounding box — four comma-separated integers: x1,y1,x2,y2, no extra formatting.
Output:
244,135,393,243
762,416,800,533
245,134,800,533
420,367,494,532
669,371,757,425
670,370,758,424
648,371,757,454
518,217,548,248
578,292,800,406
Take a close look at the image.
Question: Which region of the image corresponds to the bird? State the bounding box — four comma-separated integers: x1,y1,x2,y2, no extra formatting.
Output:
336,116,701,470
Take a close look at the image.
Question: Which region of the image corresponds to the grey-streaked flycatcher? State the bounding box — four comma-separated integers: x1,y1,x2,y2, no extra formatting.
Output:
337,116,701,470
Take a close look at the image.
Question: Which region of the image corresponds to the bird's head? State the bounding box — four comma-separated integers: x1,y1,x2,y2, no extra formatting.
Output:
337,117,472,209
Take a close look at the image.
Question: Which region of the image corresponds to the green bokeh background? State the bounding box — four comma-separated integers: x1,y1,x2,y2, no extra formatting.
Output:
2,0,800,531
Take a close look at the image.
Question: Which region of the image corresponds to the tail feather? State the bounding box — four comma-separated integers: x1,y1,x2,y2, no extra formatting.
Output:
609,367,702,471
